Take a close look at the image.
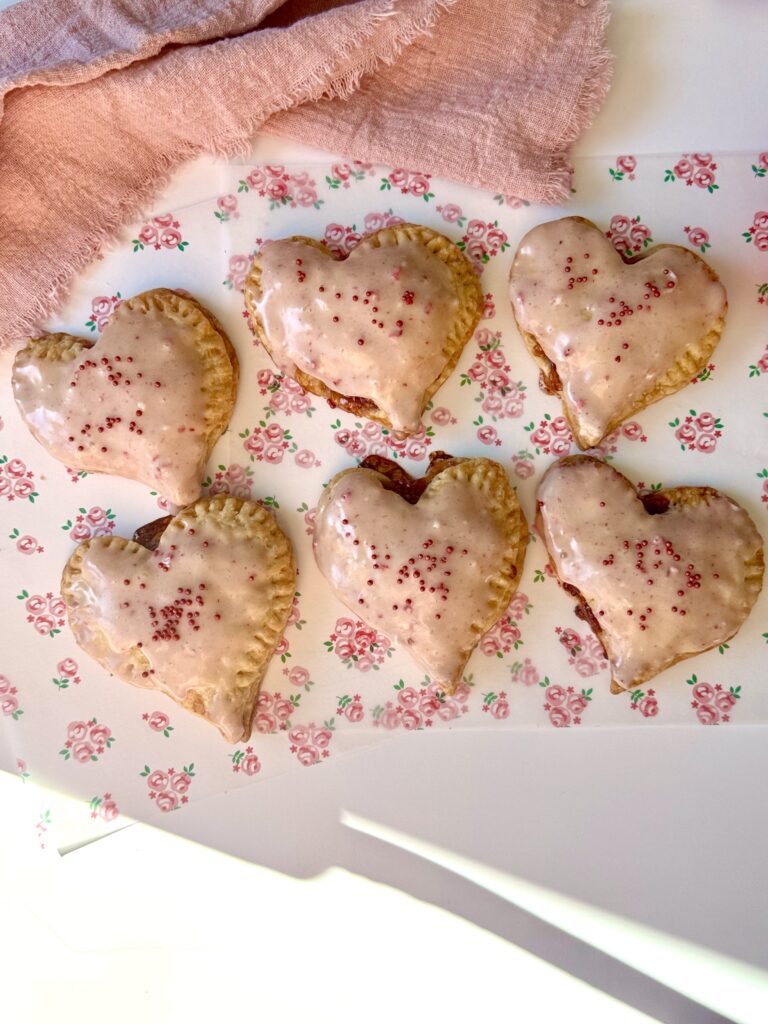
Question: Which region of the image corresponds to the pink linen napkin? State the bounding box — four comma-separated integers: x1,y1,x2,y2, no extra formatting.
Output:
0,0,612,346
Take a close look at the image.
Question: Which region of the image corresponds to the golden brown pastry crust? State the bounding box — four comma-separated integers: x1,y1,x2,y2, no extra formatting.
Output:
61,494,296,742
511,216,728,450
317,451,529,693
243,224,483,432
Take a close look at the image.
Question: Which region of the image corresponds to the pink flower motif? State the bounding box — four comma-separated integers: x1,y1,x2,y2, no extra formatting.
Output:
147,770,169,792
153,213,174,228
16,535,39,554
465,219,486,240
549,707,571,728
25,595,46,615
49,596,66,618
567,693,588,715
477,425,498,446
609,214,632,235
155,791,179,812
274,698,293,722
288,666,310,688
217,195,238,215
256,368,274,388
294,449,318,469
406,441,427,460
91,296,114,318
397,686,419,709
89,723,111,748
530,426,551,448
247,168,267,189
675,423,697,445
714,691,736,711
267,180,289,201
518,660,540,686
754,230,768,253
1,695,18,715
490,699,510,720
616,155,637,174
335,618,356,638
295,186,319,208
160,228,182,249
34,615,56,636
72,741,96,763
574,655,598,677
138,224,158,246
263,423,283,441
148,711,170,732
439,203,463,223
545,684,567,706
100,799,119,822
693,167,716,189
401,708,423,730
313,727,333,749
486,227,508,253
408,174,431,196
692,681,714,702
297,744,319,766
550,436,571,457
345,702,364,723
479,634,501,657
759,153,768,172
639,696,659,718
356,653,375,672
288,724,311,745
673,158,694,180
324,223,346,244
512,457,534,479
686,227,710,249
241,753,261,775
86,506,108,527
467,362,487,383
757,352,768,374
696,704,720,726
334,638,356,662
263,443,285,465
170,772,192,795
621,421,644,441
465,239,488,264
58,658,78,677
255,711,277,734
695,434,717,454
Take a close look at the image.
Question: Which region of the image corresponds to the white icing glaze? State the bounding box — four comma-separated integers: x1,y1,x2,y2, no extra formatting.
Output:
12,302,213,505
65,510,278,743
509,218,726,446
255,238,459,432
313,468,509,685
537,458,763,688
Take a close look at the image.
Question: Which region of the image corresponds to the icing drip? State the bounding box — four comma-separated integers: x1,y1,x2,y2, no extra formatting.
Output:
255,238,459,432
509,219,726,446
12,303,211,505
65,510,276,743
313,469,509,685
537,459,763,688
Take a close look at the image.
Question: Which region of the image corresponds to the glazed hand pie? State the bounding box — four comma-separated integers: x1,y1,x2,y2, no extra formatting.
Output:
313,452,528,692
12,289,239,506
244,223,483,434
509,216,727,449
61,495,296,743
536,456,764,692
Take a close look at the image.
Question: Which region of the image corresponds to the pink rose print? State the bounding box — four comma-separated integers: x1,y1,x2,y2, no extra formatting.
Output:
59,718,115,761
85,292,122,331
670,409,723,452
525,415,576,457
230,745,262,774
460,329,527,423
482,690,510,719
542,683,593,726
8,528,44,555
430,406,456,427
554,626,608,675
510,451,535,479
262,374,315,419
203,462,254,500
238,166,324,209
629,687,660,718
683,225,711,253
0,675,23,720
455,219,509,271
493,193,530,209
436,202,466,227
373,678,471,730
753,155,768,178
665,153,719,192
0,455,40,504
17,589,66,638
605,214,654,257
331,419,433,463
609,155,637,182
241,421,297,464
325,617,393,670
337,694,365,722
749,342,768,377
380,168,434,201
743,212,768,250
142,710,174,737
133,214,189,252
284,665,314,693
223,252,255,291
254,691,301,733
288,721,335,765
687,674,742,725
90,793,120,822
214,194,239,222
509,658,542,686
142,763,195,808
479,596,531,659
60,505,117,542
325,161,374,190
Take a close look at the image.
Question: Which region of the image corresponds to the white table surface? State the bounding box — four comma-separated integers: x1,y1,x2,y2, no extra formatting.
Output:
2,2,768,1022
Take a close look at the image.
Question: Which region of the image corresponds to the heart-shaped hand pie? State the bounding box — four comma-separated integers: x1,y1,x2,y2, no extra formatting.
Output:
12,289,239,506
61,495,296,742
244,224,483,434
509,217,727,449
313,452,528,691
537,456,764,692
